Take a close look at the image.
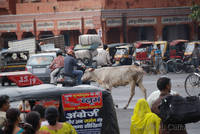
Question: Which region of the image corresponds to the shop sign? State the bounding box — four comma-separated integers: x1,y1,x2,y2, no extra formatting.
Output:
0,23,17,31
62,92,103,134
127,17,157,25
37,21,54,30
106,18,122,27
20,23,33,31
85,19,94,28
162,16,192,24
58,20,81,29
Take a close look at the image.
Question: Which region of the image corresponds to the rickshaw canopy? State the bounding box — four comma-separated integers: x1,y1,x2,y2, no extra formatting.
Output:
170,39,188,46
107,43,133,48
184,41,200,56
154,41,168,58
134,41,154,48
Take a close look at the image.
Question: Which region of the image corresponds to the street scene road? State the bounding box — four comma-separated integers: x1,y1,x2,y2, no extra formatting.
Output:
1,72,200,133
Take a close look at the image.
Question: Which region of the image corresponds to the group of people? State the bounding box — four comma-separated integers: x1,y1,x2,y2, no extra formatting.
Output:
130,76,187,134
0,95,77,134
49,48,84,85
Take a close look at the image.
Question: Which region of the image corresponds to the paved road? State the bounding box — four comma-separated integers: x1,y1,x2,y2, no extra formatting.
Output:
109,73,200,134
1,73,200,133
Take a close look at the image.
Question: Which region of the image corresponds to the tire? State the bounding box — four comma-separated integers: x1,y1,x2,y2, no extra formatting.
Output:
159,62,168,74
173,59,183,74
166,60,175,72
185,73,200,96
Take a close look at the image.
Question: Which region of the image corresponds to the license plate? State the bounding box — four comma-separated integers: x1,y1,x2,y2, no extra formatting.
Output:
33,68,46,74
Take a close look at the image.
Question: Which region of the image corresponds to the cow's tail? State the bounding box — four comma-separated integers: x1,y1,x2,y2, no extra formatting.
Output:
136,67,145,86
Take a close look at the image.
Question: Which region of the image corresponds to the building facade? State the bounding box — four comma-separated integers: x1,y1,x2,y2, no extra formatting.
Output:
0,0,200,49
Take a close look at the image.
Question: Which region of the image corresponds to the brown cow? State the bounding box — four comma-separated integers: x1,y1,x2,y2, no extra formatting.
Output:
81,65,146,109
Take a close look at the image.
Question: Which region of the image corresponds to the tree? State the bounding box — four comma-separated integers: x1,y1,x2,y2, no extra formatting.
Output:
190,4,200,40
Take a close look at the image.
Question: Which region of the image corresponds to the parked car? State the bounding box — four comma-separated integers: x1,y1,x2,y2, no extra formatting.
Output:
2,84,120,134
26,52,56,83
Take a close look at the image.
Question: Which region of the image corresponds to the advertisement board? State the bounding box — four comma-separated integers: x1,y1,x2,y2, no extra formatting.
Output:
62,92,103,134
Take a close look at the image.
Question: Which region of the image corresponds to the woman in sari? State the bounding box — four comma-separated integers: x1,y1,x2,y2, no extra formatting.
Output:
130,98,161,134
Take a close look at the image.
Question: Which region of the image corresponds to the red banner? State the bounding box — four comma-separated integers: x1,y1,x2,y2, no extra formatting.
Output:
35,100,59,108
62,92,102,111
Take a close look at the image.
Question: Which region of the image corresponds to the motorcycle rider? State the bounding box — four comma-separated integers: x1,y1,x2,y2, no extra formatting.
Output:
64,49,84,85
49,50,64,84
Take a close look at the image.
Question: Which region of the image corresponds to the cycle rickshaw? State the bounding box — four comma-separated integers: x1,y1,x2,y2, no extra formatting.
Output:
133,41,154,73
166,39,188,73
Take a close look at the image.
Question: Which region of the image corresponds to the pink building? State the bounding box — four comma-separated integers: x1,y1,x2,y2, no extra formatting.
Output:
0,0,199,49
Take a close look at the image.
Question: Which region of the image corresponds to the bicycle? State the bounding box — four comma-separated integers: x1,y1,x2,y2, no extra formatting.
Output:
184,72,200,96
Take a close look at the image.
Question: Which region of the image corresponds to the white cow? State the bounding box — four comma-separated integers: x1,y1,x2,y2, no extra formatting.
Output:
81,65,146,109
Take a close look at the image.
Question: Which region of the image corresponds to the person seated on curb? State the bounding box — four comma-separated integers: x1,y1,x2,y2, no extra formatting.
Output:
130,98,160,134
151,77,187,134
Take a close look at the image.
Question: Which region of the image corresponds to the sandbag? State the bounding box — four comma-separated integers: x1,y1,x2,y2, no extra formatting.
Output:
79,34,102,46
159,95,200,124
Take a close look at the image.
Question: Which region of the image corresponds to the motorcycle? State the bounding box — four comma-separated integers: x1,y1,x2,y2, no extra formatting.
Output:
54,60,90,86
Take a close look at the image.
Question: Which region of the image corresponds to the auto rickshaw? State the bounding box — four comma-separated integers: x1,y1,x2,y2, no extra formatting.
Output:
184,41,200,56
0,50,29,86
107,43,135,65
1,84,120,134
133,41,154,73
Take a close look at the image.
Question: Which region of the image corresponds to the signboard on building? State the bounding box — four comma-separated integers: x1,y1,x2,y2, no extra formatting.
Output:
20,23,33,31
0,23,17,31
85,19,94,28
161,16,192,24
106,18,122,27
127,17,157,25
62,92,103,134
37,21,54,30
58,20,81,29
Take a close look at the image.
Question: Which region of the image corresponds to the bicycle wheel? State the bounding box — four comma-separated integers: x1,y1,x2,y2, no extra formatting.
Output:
185,73,200,96
173,59,183,74
166,60,174,72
